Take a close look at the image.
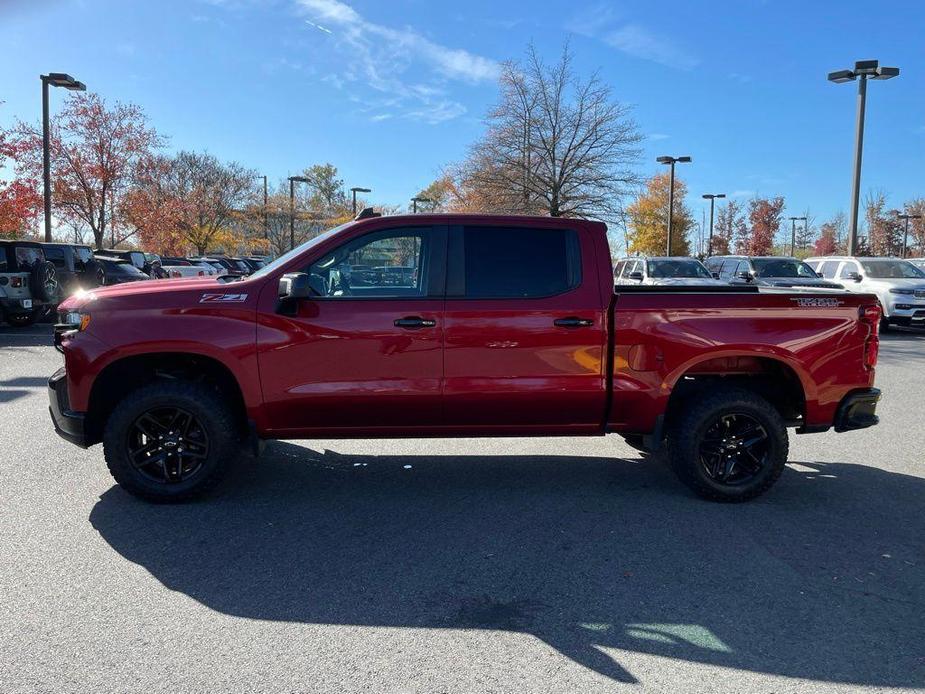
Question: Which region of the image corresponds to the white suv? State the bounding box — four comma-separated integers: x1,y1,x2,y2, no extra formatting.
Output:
614,256,727,286
805,255,925,329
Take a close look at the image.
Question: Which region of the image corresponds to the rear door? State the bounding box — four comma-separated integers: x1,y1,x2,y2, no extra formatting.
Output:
442,223,607,433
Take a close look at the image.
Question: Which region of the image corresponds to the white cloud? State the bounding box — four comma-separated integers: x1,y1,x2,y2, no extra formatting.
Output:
566,7,698,71
731,190,756,198
648,132,669,141
296,0,499,123
604,24,699,71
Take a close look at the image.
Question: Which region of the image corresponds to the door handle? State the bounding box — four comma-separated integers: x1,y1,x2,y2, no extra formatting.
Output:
394,316,437,329
554,317,594,328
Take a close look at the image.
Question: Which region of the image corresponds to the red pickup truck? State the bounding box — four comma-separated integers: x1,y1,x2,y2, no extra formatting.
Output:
49,214,882,503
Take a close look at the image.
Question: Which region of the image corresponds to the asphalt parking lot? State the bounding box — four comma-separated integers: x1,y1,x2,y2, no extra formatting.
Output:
1,323,923,693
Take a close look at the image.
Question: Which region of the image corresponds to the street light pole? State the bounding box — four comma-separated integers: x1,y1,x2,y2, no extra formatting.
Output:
788,216,807,256
898,213,923,258
288,175,310,251
828,60,899,256
411,196,433,214
657,156,691,256
40,73,85,241
350,186,372,216
262,175,268,239
702,193,725,256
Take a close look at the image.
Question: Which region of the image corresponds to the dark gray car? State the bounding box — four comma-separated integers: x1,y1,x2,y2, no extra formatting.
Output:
704,255,844,290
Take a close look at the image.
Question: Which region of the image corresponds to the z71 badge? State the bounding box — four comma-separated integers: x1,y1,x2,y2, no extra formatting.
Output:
790,297,844,308
199,293,249,303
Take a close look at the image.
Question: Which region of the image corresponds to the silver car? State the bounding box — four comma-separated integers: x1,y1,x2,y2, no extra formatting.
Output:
805,255,925,329
614,256,728,286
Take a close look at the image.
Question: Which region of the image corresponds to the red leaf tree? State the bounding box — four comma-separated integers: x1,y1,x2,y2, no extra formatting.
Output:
0,110,41,238
747,197,785,256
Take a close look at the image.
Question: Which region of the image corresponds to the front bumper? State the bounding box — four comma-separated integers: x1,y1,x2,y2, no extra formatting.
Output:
48,367,88,448
833,387,881,433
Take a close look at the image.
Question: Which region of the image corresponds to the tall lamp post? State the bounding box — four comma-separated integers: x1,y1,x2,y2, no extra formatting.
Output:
828,59,899,256
702,193,725,256
657,155,691,256
788,216,807,256
288,175,310,251
40,73,85,241
350,186,371,216
898,212,923,258
411,196,433,213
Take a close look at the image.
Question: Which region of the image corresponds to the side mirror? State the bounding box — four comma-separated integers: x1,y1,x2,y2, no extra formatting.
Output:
736,270,753,281
711,272,720,279
627,271,644,281
846,272,863,282
278,272,314,300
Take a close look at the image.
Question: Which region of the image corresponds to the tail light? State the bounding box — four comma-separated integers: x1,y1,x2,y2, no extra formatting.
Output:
197,270,204,276
10,277,23,288
859,304,881,369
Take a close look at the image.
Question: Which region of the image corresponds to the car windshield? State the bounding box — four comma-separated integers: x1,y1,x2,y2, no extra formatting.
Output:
647,259,712,279
14,246,45,268
247,221,355,281
751,258,818,278
860,260,925,279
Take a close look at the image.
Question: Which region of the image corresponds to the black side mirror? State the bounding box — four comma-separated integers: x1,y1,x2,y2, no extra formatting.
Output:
278,272,314,299
847,272,863,282
627,271,644,281
736,270,753,281
711,272,720,279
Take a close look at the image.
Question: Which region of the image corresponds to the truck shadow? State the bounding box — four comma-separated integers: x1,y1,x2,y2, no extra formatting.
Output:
89,443,925,687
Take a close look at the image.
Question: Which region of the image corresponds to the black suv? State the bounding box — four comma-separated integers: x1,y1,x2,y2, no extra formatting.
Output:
704,255,844,290
40,243,105,299
0,240,59,327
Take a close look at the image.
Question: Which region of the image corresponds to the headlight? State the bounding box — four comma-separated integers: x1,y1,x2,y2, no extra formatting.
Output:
61,310,91,331
889,288,914,295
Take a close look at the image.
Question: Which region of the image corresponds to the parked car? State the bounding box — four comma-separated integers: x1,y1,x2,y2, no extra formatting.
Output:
52,214,881,504
40,243,105,299
906,258,925,272
156,256,215,279
614,256,727,286
104,249,150,275
0,240,59,327
806,255,925,330
704,255,843,290
188,257,228,277
193,256,246,278
93,256,152,285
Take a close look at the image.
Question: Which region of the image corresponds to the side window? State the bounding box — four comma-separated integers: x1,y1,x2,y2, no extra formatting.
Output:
0,247,6,273
460,226,580,299
614,260,625,278
45,247,67,269
704,257,720,273
819,261,839,279
719,260,738,279
306,228,431,298
837,262,858,279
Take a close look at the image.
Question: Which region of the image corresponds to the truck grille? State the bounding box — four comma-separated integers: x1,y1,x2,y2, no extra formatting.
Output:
915,290,925,299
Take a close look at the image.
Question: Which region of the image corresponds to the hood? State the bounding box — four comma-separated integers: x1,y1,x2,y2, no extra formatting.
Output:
59,276,234,310
648,277,729,286
760,277,844,289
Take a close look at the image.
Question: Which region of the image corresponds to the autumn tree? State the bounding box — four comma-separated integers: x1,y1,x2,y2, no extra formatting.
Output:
747,197,785,256
711,199,745,256
626,172,693,256
125,151,255,255
456,43,641,219
814,222,838,255
415,175,456,212
904,199,925,256
865,192,903,256
0,108,41,238
9,92,161,249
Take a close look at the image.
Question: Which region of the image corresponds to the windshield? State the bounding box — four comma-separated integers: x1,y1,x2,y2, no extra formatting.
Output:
751,258,818,278
860,260,925,279
247,221,355,281
647,259,712,279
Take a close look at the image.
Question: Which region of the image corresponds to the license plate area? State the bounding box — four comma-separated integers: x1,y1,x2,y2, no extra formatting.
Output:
21,299,32,309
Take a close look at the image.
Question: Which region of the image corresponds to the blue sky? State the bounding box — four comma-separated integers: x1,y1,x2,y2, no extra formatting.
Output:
2,0,923,247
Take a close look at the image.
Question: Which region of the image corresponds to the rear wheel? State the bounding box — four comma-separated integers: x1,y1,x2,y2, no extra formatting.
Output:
667,387,788,502
103,380,240,502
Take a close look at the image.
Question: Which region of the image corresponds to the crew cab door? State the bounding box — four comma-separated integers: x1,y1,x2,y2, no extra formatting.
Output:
256,225,447,434
442,223,607,433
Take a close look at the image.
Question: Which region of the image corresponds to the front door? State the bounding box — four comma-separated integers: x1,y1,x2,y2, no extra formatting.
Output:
257,225,446,435
442,223,607,434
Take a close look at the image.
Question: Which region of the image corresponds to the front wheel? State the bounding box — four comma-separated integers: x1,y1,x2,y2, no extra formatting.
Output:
667,387,788,502
103,380,240,502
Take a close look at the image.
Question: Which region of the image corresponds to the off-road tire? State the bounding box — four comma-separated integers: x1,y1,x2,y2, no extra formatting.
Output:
667,387,788,502
30,261,58,303
103,380,240,503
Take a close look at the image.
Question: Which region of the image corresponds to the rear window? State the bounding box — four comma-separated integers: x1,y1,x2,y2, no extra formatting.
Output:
15,246,45,269
462,226,580,298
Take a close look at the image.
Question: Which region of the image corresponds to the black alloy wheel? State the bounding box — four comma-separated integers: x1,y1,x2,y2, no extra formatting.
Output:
126,406,211,484
697,413,769,486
